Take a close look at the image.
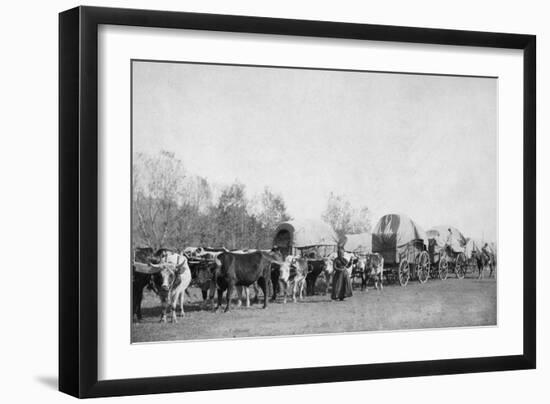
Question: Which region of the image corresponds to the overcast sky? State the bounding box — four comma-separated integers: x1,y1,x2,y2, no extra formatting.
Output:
132,60,497,241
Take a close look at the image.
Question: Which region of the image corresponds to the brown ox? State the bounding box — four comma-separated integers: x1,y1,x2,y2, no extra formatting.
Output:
214,250,282,312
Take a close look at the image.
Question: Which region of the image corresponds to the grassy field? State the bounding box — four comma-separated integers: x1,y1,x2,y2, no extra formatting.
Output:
132,275,496,343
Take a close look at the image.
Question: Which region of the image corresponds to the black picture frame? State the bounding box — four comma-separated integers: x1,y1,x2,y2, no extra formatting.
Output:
59,5,536,398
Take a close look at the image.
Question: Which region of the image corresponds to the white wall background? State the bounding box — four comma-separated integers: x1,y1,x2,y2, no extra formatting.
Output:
0,0,546,402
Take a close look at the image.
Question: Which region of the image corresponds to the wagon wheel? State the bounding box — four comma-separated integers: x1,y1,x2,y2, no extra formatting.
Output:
416,251,430,284
398,260,410,287
438,257,449,280
455,253,467,279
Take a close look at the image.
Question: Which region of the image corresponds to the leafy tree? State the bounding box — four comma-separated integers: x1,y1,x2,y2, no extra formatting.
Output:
133,151,293,252
215,182,248,249
132,151,186,250
255,187,291,229
249,187,291,248
321,192,371,240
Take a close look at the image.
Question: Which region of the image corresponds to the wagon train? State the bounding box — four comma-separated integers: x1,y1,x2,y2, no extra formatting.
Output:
132,214,498,323
372,214,430,286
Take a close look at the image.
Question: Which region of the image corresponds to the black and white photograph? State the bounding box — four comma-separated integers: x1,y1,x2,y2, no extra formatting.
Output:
0,0,544,401
131,60,498,343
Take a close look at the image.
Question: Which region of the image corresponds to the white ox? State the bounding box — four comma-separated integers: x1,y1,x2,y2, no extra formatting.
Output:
136,253,192,323
157,250,193,321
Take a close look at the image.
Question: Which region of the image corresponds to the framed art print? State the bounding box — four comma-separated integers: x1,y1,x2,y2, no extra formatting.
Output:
59,6,536,398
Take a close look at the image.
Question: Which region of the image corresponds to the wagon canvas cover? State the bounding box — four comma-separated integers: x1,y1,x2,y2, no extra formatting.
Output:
426,225,466,254
273,219,338,257
372,214,427,264
344,232,372,254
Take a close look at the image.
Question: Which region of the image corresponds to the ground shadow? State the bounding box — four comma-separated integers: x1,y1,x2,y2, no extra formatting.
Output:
36,375,58,390
290,298,333,304
140,301,212,318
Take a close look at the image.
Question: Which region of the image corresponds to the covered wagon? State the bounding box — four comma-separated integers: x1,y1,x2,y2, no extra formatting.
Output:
372,214,430,286
273,219,338,295
426,225,467,280
272,219,338,258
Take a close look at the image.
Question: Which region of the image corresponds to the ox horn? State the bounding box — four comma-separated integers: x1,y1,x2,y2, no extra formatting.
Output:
133,262,161,274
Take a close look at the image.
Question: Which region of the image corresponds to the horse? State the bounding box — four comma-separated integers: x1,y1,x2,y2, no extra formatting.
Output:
474,251,491,279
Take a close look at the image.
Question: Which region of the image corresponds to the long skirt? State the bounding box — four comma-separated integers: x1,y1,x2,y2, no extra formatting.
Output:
331,269,353,300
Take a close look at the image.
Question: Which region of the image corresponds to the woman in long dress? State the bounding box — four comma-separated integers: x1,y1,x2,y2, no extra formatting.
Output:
331,246,353,301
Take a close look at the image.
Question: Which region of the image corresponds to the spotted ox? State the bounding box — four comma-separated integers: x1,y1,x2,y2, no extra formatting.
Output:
280,256,308,303
153,261,192,322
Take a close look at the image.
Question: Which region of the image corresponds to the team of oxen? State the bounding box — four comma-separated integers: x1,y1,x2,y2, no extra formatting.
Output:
132,247,384,323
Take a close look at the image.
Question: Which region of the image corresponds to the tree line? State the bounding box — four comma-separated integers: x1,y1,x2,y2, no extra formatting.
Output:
133,151,371,251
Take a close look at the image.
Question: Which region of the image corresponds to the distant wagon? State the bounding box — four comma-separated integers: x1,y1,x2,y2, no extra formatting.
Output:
273,219,338,295
272,219,338,259
372,214,430,286
426,225,468,280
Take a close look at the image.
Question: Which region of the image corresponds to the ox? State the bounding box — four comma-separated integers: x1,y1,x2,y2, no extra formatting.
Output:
134,250,192,322
152,261,192,322
214,250,282,312
132,247,156,322
278,256,308,303
270,256,290,303
229,249,264,308
188,249,225,302
193,250,264,309
351,256,368,291
366,253,384,290
305,259,332,296
193,257,219,302
132,266,157,322
236,284,261,308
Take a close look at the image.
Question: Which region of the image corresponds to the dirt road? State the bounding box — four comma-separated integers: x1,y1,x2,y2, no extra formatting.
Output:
132,275,496,343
